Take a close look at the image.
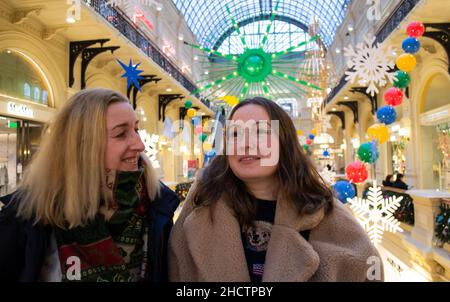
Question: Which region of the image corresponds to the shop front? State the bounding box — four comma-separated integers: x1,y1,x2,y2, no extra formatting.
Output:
0,49,55,196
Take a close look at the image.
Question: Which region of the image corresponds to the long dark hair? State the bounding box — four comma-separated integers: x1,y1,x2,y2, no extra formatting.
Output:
192,97,334,227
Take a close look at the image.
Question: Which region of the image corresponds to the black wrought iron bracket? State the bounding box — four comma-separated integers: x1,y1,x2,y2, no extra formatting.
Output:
81,46,120,89
327,111,346,130
337,101,359,124
349,87,378,115
69,39,110,87
424,23,450,74
127,75,162,109
159,94,184,121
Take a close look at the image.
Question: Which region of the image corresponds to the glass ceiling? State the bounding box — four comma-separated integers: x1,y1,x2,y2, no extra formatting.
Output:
171,0,350,50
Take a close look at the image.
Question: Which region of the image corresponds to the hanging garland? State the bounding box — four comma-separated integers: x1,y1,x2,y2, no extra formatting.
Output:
435,203,450,245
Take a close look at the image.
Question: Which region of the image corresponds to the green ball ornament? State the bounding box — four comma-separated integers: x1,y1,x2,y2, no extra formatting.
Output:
201,133,208,142
357,142,379,164
393,71,411,88
303,144,309,151
185,100,193,108
243,55,265,76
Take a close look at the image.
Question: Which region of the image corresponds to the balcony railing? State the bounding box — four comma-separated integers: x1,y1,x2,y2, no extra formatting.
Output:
83,0,208,106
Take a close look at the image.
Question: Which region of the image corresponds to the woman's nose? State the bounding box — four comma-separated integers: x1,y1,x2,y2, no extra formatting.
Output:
131,131,145,152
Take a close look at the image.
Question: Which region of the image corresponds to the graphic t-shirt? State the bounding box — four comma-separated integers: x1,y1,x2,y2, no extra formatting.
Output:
241,198,276,282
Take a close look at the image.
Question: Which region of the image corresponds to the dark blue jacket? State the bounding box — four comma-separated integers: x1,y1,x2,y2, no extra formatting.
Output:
0,182,180,282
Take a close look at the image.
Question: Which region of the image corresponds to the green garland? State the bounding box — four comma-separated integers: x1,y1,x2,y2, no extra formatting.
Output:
384,190,415,225
435,204,450,245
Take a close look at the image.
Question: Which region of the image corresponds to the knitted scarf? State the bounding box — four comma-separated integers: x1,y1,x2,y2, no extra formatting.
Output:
54,167,150,282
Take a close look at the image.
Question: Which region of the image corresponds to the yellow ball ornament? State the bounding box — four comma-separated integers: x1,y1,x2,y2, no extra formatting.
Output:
203,142,212,151
396,54,416,72
367,124,389,144
297,129,303,136
311,129,317,136
187,108,196,118
220,95,240,107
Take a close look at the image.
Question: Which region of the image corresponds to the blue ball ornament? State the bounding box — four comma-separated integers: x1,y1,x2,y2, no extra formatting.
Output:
323,150,330,157
402,37,420,54
333,180,356,204
309,134,315,140
192,116,200,125
377,106,397,125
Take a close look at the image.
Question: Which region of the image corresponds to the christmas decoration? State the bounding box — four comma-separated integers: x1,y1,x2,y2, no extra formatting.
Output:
377,106,397,125
367,123,389,144
175,181,194,202
406,21,425,38
384,87,404,106
396,53,416,72
347,181,403,246
383,190,415,225
185,100,193,108
393,71,411,88
344,35,396,97
358,141,379,164
201,133,208,142
323,150,330,157
116,58,144,91
402,37,421,54
435,204,450,245
138,130,160,169
184,2,322,100
309,134,315,140
346,161,369,183
187,108,196,118
333,180,355,203
195,125,203,134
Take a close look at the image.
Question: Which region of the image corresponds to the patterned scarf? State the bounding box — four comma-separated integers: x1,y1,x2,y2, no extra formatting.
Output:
54,166,150,282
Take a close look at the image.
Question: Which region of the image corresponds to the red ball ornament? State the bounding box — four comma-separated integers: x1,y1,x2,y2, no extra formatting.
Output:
346,161,369,183
406,22,425,38
384,87,404,106
306,138,312,145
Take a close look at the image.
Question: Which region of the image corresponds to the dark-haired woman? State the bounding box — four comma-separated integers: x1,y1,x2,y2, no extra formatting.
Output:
169,97,382,282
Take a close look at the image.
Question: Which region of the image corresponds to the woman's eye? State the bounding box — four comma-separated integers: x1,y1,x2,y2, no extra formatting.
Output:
115,131,126,138
135,128,139,133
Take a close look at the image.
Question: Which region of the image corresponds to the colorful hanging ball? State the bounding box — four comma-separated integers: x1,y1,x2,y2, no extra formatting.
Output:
203,142,212,151
185,100,193,108
309,134,315,140
205,149,216,157
201,133,208,142
195,125,203,134
402,37,421,54
323,150,330,157
333,180,356,204
345,161,369,183
396,53,417,72
297,129,303,136
367,124,389,144
377,106,397,125
357,142,379,164
306,138,313,145
303,144,309,151
393,71,411,88
192,116,200,125
311,128,317,136
187,108,196,118
406,21,425,38
384,87,404,106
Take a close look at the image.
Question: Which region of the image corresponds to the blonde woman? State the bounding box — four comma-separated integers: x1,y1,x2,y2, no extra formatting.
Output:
0,88,180,281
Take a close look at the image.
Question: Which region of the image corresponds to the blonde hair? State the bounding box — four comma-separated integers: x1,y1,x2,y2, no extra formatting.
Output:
15,88,160,228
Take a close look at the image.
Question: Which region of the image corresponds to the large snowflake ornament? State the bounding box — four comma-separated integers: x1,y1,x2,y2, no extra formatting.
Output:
320,168,336,185
347,181,403,246
344,36,396,97
139,130,160,169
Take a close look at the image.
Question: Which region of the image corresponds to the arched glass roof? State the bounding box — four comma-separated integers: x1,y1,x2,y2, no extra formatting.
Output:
171,0,350,50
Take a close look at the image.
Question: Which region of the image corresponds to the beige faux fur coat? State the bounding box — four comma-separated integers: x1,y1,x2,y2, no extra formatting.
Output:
169,186,383,282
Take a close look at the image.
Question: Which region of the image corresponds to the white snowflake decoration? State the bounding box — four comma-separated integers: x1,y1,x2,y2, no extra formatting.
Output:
344,35,396,97
139,130,160,169
320,168,336,185
347,181,403,246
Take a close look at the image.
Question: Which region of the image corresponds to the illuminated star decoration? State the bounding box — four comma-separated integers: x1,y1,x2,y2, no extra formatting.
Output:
184,0,322,101
117,58,144,91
